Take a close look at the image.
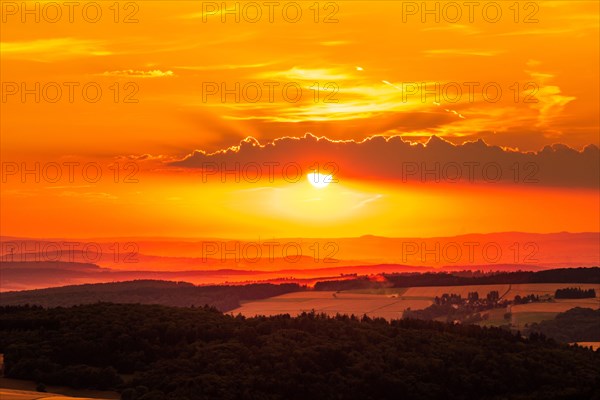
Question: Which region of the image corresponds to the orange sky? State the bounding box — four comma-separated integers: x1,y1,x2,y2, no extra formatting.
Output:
1,1,599,239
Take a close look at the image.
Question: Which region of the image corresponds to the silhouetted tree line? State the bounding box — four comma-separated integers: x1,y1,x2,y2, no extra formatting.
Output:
513,294,542,304
405,290,507,323
315,268,600,291
434,293,463,305
1,303,599,400
555,287,597,299
313,277,379,291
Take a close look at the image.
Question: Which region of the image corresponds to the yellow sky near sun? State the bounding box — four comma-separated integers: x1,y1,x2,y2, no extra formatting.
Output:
1,1,599,239
1,162,598,238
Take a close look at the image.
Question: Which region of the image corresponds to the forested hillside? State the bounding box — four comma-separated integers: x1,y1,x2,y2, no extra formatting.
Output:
315,267,600,291
0,280,302,311
527,307,600,342
1,303,599,400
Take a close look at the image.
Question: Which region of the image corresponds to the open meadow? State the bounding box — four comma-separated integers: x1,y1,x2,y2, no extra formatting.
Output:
231,291,433,320
232,283,600,324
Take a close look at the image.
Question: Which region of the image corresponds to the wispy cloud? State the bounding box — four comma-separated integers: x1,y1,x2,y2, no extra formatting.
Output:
101,69,175,78
423,49,502,57
1,38,111,62
320,40,352,46
522,61,576,132
58,191,118,201
497,28,591,37
255,67,351,81
421,24,480,35
174,63,272,71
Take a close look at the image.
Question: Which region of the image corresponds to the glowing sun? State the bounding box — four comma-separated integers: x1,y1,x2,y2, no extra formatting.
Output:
307,172,333,189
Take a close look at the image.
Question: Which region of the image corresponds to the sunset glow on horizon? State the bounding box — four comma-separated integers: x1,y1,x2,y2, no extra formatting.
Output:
1,4,600,396
1,0,599,242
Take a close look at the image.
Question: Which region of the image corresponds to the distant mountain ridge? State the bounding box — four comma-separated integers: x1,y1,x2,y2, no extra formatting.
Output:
2,232,597,270
0,260,556,291
2,232,598,290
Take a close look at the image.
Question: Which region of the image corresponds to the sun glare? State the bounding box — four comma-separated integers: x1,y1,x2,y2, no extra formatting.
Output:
307,172,332,189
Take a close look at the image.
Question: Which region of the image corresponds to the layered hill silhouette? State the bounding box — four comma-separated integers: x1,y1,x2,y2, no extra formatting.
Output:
0,260,559,291
2,232,597,269
2,268,598,310
1,232,598,290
